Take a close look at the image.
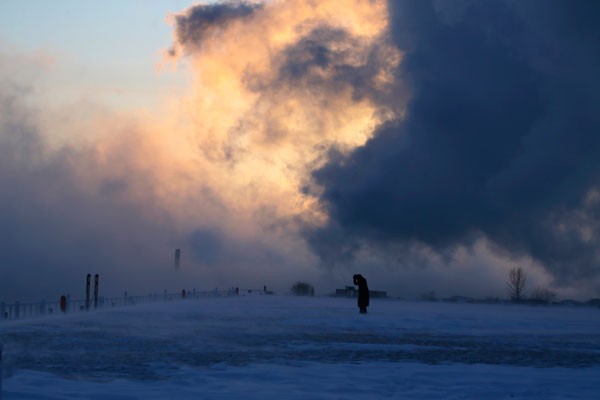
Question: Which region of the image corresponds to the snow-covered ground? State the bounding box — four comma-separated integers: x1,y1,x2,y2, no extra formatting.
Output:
1,296,599,399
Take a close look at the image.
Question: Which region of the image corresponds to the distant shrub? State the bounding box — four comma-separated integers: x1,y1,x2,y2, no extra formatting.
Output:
482,297,501,304
530,287,558,304
586,298,600,307
421,291,437,301
291,281,315,296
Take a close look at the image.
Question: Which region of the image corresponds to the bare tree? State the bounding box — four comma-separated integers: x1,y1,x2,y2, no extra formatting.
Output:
507,267,526,302
531,287,558,303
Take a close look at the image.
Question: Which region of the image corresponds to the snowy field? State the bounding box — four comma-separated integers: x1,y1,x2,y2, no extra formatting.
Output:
1,295,599,399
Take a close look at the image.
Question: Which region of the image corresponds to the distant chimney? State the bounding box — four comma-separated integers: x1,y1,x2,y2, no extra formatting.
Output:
174,248,181,269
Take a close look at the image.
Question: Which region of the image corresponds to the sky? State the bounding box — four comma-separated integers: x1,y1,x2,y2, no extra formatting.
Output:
1,0,599,302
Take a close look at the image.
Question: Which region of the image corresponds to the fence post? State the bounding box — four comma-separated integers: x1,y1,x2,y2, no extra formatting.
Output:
94,274,99,309
86,274,91,310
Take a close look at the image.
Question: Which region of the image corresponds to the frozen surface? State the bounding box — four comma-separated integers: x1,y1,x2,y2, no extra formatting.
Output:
1,296,599,399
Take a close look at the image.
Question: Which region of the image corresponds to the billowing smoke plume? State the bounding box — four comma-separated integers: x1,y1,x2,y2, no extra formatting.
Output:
0,0,398,300
308,0,600,294
165,0,400,278
2,1,599,302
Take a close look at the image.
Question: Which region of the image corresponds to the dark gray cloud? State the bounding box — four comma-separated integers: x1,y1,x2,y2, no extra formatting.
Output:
237,25,399,147
308,0,600,285
247,25,398,104
170,1,261,55
271,27,393,104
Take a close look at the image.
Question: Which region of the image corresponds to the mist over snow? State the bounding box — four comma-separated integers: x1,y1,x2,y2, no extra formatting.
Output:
1,296,600,399
1,1,600,302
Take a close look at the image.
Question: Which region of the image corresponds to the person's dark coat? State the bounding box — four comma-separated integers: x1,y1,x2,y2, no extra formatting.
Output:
353,274,369,310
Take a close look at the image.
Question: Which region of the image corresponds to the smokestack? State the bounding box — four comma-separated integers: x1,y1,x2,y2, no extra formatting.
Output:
174,248,181,269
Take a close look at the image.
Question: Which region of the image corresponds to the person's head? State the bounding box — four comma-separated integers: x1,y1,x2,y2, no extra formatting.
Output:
353,274,362,285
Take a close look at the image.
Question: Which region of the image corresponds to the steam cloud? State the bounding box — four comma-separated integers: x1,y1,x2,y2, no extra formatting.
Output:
1,1,599,301
309,0,600,290
0,0,395,300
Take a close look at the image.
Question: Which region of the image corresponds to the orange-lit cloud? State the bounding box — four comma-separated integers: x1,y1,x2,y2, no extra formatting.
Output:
160,0,401,230
0,0,403,299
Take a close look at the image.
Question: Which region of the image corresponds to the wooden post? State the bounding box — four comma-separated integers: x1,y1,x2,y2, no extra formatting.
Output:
94,274,99,309
86,274,91,310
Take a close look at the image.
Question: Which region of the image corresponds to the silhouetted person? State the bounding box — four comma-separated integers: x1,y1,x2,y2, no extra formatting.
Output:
59,295,67,313
353,274,369,314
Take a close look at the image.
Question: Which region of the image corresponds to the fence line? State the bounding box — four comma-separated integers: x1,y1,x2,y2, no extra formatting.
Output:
0,286,272,323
